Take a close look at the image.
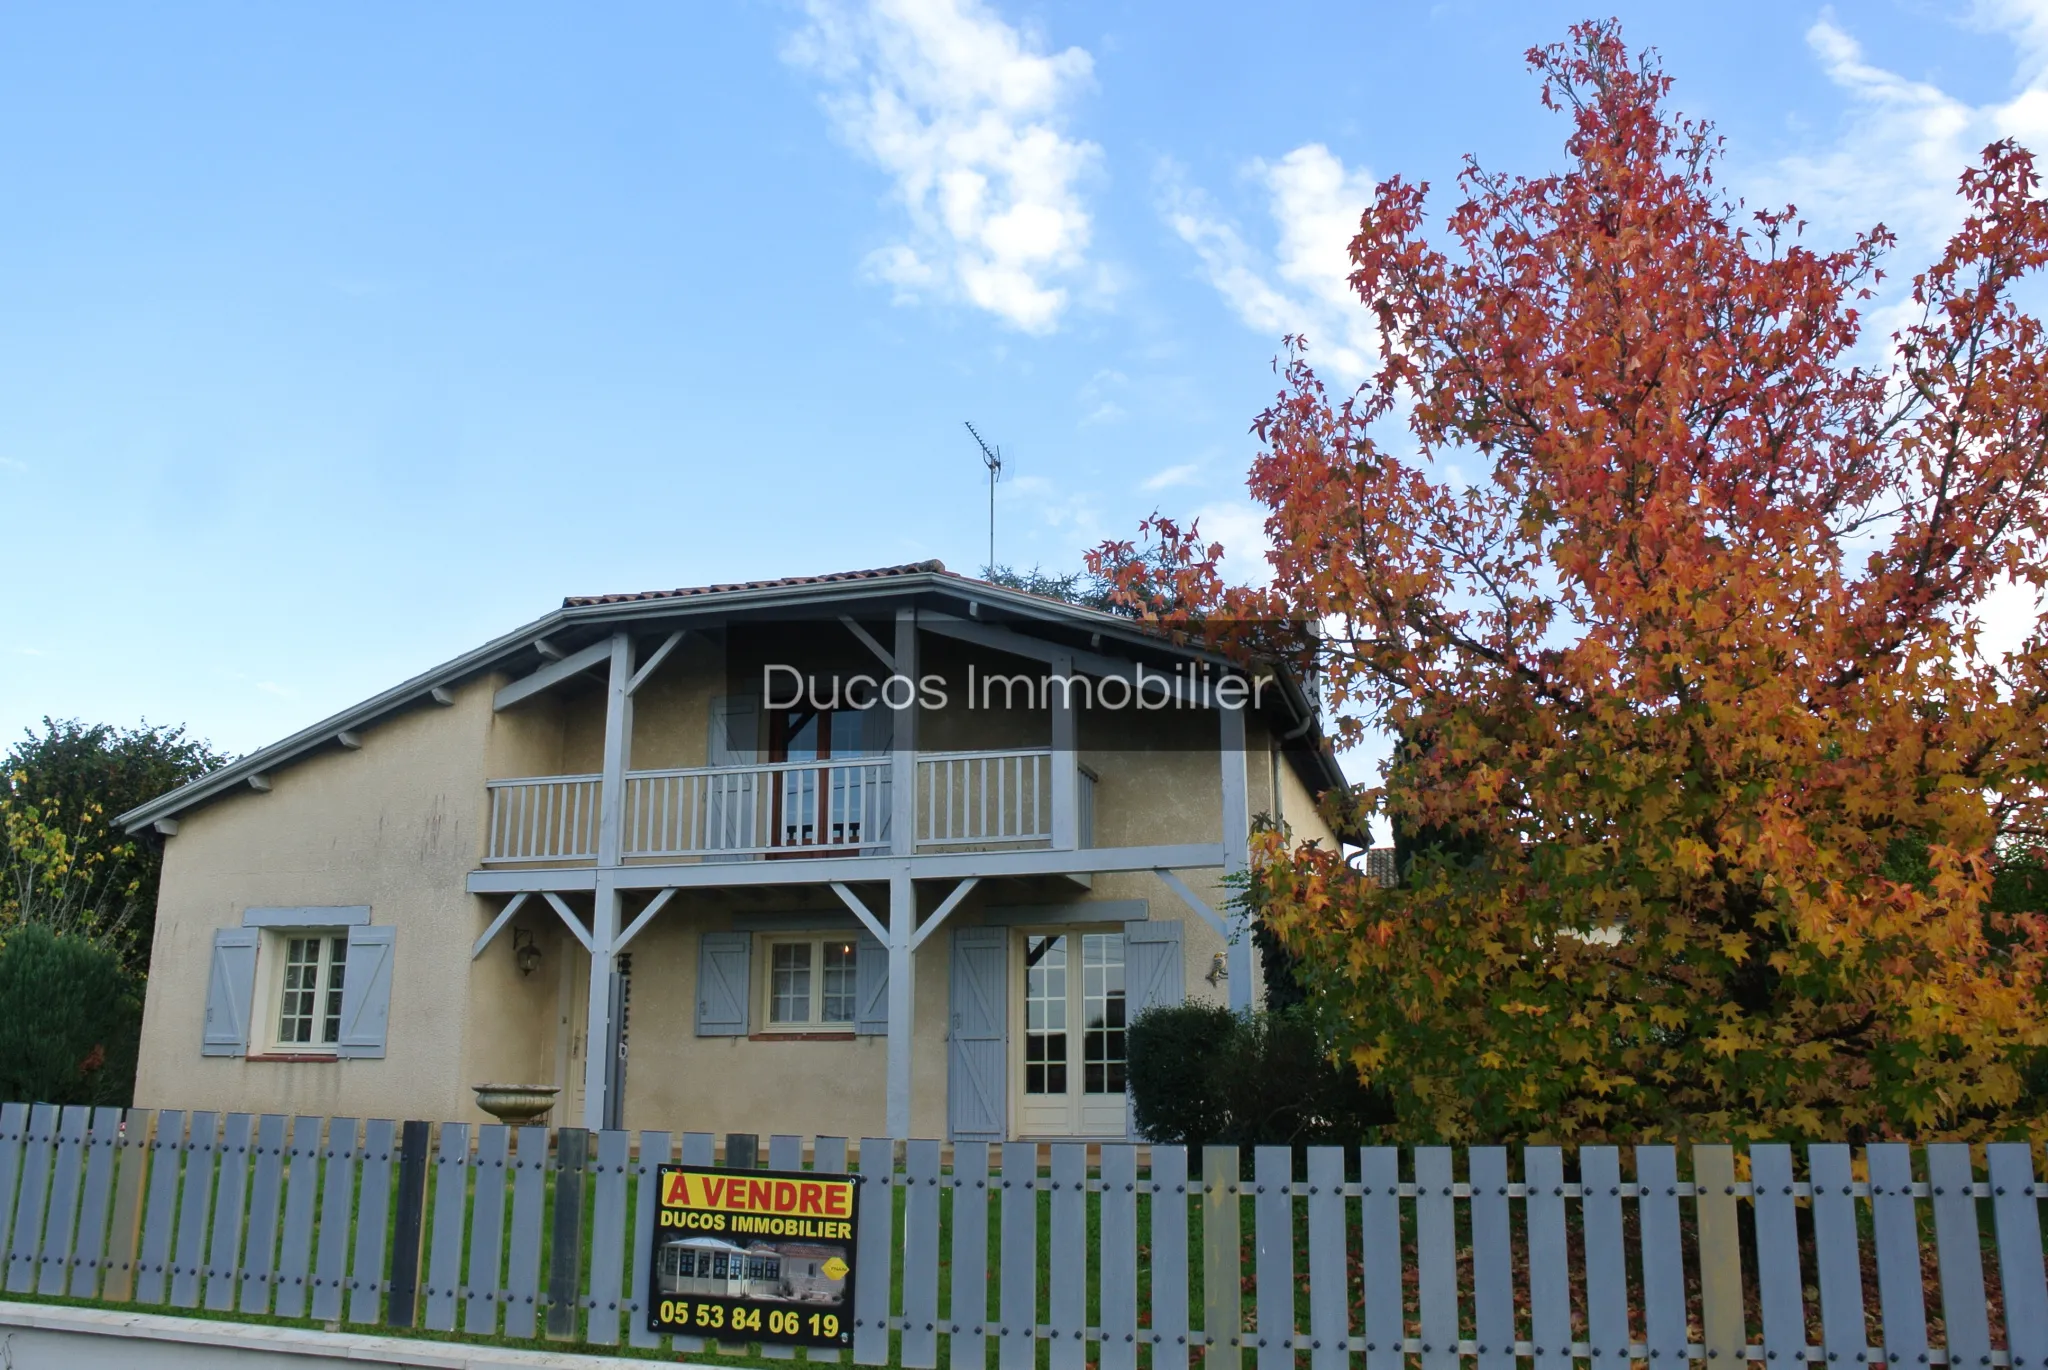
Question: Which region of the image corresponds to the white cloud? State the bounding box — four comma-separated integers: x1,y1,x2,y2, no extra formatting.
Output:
786,0,1101,334
1141,462,1200,491
1164,145,1379,383
1191,499,1273,586
1773,8,2048,651
1769,7,2048,253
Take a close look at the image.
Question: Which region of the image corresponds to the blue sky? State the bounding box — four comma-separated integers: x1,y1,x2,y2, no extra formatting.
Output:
2,0,2044,761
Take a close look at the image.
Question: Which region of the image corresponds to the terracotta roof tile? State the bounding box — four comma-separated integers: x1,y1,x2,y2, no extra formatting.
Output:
564,560,950,608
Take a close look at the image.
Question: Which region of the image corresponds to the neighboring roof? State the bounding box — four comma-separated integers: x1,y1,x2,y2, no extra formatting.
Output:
117,560,1351,834
564,560,947,607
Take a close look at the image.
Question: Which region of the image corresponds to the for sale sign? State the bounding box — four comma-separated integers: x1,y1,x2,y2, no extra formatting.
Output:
645,1164,858,1348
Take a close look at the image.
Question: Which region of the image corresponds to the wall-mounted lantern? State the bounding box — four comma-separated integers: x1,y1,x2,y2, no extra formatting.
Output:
513,928,542,977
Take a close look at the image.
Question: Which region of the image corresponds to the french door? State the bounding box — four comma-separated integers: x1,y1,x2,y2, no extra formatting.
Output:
1013,930,1129,1137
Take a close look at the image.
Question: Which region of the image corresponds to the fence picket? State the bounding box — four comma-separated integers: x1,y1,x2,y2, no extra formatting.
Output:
423,1122,470,1333
203,1112,252,1310
0,1102,27,1260
5,1102,58,1293
68,1107,124,1299
761,1135,805,1361
855,1137,895,1366
1866,1143,1927,1370
1253,1145,1294,1370
903,1137,943,1369
1468,1148,1511,1370
667,1132,715,1355
1151,1144,1191,1370
1693,1145,1745,1365
1099,1144,1139,1370
168,1110,218,1308
949,1141,991,1370
102,1108,152,1304
1360,1146,1402,1370
1202,1144,1241,1362
582,1129,629,1346
1049,1143,1087,1370
273,1116,321,1319
1750,1144,1806,1363
1000,1141,1037,1370
814,1136,850,1365
34,1104,89,1296
1579,1146,1629,1365
624,1129,672,1350
1926,1144,1991,1370
544,1127,588,1341
1417,1147,1459,1370
348,1118,396,1324
1988,1144,2048,1370
387,1120,430,1329
134,1109,184,1305
1636,1146,1686,1366
501,1125,548,1340
1810,1144,1869,1366
309,1116,357,1323
237,1114,287,1313
1525,1147,1570,1370
1305,1146,1350,1370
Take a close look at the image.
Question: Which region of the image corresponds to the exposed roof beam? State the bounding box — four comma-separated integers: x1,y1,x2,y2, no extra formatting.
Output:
430,686,457,706
493,638,613,712
534,637,567,661
841,616,895,671
247,774,272,793
626,632,685,696
920,611,1212,706
154,818,180,837
336,730,363,750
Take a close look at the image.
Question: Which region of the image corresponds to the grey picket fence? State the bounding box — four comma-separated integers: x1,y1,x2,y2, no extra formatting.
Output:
1,1098,2047,1368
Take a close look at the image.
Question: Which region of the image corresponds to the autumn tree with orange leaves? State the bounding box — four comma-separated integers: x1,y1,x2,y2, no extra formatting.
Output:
1097,23,2048,1140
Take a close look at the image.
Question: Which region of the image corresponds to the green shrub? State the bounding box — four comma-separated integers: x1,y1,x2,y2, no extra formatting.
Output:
0,924,141,1106
1128,999,1394,1147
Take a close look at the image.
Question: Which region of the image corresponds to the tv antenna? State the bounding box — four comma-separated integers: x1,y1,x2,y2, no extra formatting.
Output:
964,421,1002,572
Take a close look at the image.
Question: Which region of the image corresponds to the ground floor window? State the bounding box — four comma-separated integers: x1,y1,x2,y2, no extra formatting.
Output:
763,936,858,1029
274,932,348,1051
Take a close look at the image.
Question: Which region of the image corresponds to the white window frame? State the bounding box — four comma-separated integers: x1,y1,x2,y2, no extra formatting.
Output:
757,934,859,1032
255,927,351,1056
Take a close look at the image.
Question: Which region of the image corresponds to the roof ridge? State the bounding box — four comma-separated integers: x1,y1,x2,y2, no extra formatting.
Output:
563,559,949,608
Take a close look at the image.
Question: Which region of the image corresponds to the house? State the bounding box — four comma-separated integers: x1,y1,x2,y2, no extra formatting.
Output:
119,561,1348,1140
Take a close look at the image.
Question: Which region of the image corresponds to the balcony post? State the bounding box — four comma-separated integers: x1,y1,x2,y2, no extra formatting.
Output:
891,608,916,856
583,632,634,1131
887,608,917,1137
1220,696,1253,1012
1050,653,1078,850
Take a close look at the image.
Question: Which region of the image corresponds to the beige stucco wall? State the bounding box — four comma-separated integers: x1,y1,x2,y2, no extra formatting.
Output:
136,625,1343,1136
136,679,511,1121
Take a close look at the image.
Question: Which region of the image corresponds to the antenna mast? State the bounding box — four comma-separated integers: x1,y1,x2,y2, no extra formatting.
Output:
964,421,1002,572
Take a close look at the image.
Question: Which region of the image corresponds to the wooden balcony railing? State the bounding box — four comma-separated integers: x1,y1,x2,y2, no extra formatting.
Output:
481,747,1079,864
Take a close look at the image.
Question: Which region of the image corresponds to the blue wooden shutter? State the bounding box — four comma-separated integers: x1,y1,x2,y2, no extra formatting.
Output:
1124,918,1184,1014
202,928,259,1057
696,932,751,1036
335,926,396,1059
855,935,888,1035
1123,919,1183,1138
947,927,1007,1142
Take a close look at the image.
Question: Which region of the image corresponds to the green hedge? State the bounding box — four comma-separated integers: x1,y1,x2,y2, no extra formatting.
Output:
0,923,142,1106
1126,1000,1393,1147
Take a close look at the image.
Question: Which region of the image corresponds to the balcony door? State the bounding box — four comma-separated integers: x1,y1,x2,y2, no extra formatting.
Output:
767,703,891,854
1012,930,1129,1137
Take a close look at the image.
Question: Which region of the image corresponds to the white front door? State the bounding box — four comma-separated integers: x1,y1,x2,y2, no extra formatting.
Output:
1012,930,1129,1137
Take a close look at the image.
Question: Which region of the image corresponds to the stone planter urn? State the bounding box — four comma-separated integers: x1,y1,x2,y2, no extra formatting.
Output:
471,1084,560,1126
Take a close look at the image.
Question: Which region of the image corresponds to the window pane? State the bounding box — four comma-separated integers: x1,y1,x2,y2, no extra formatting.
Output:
1024,936,1067,1095
771,942,812,1023
1081,933,1126,1095
322,936,348,1044
820,940,857,1023
277,936,322,1045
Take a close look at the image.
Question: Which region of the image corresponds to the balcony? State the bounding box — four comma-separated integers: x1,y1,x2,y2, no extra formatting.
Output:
482,747,1092,865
